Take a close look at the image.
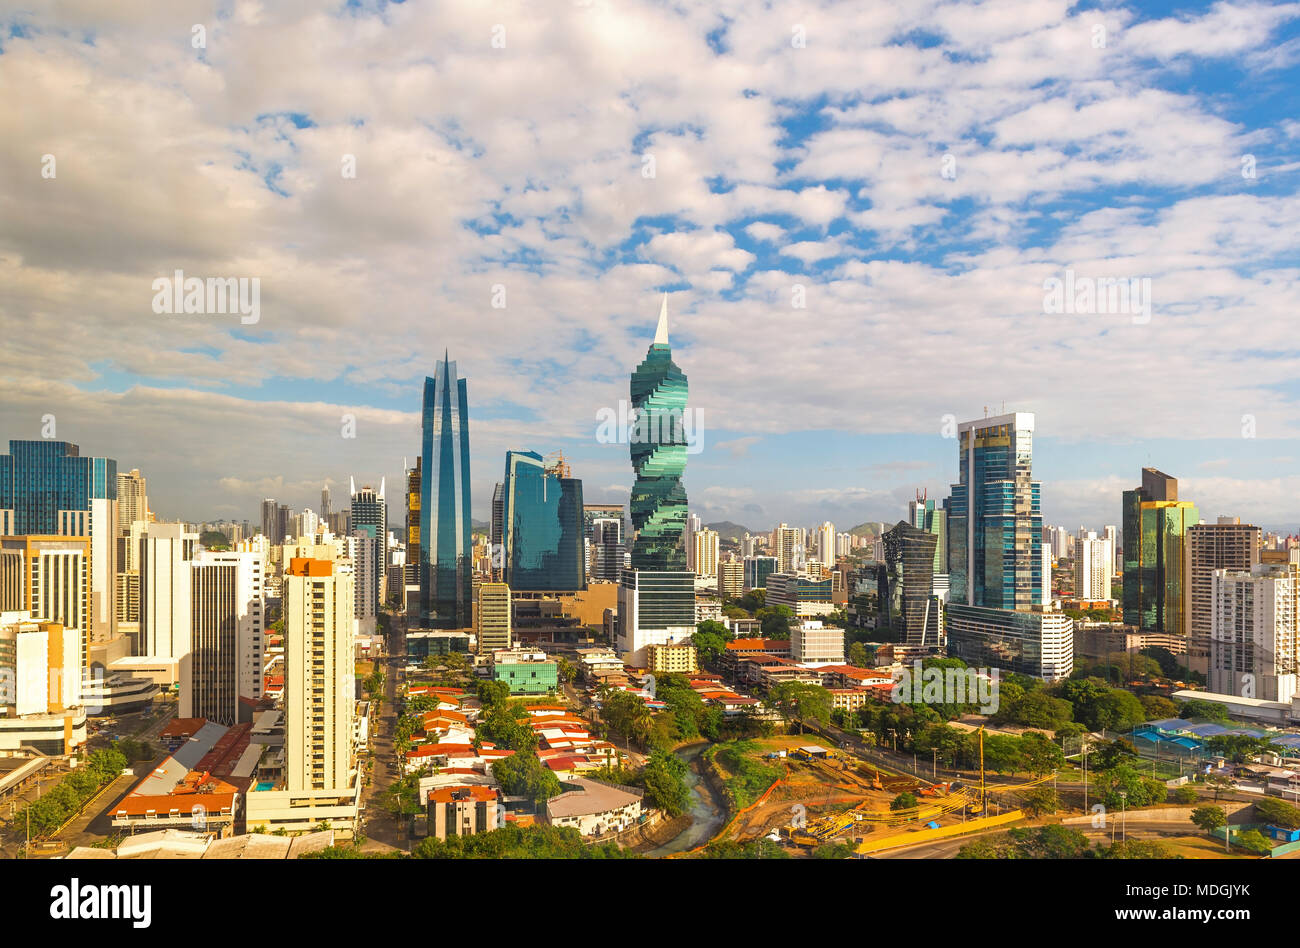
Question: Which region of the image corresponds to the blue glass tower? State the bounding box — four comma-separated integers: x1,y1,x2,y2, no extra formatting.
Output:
501,451,585,591
419,354,472,628
0,440,117,533
944,413,1042,609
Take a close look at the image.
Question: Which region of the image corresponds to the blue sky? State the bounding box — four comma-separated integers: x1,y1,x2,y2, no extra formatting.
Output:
2,0,1299,533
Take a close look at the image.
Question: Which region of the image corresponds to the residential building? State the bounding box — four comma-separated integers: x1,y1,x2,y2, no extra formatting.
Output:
946,605,1074,681
0,610,85,754
184,550,263,723
350,479,387,615
477,581,512,653
1074,531,1113,601
718,559,744,598
139,523,197,661
0,535,89,671
425,785,504,840
544,777,643,837
1210,563,1299,702
492,647,558,694
691,527,719,578
644,642,698,675
1187,520,1261,676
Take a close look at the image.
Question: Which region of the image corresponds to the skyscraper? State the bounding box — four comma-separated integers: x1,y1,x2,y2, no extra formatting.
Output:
0,439,117,644
284,558,354,791
1122,468,1198,639
0,535,89,671
139,523,197,660
618,296,695,663
1210,563,1299,701
945,412,1043,609
350,478,387,613
1074,531,1113,600
420,353,473,628
117,469,149,533
501,451,585,592
691,527,719,579
320,485,332,521
477,581,512,653
816,521,837,568
907,493,948,576
186,550,264,725
1187,520,1260,676
879,521,942,647
943,412,1072,681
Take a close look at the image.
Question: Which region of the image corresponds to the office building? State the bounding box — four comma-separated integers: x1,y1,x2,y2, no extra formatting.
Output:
1210,563,1299,702
944,413,1043,609
589,517,624,582
477,581,512,653
790,620,845,664
766,572,834,618
946,606,1074,682
0,611,85,753
350,478,387,614
490,482,505,580
188,549,264,711
743,555,777,592
117,469,149,543
419,354,473,628
492,647,558,695
617,297,695,663
501,451,585,592
1187,520,1261,676
908,494,948,575
879,521,943,648
404,459,421,610
320,485,332,522
0,440,117,645
1074,531,1113,601
1122,468,1198,638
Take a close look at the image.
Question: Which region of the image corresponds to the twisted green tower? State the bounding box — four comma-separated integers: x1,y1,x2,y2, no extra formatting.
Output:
628,294,689,571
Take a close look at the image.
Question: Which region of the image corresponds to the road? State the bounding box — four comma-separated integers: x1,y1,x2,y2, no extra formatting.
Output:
358,609,407,853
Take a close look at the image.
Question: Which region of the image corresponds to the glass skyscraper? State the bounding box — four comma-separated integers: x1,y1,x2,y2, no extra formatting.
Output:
0,440,117,534
500,450,585,591
944,412,1043,610
879,520,941,646
617,297,695,662
419,354,473,629
350,477,387,612
907,494,948,575
628,298,689,571
1122,468,1198,637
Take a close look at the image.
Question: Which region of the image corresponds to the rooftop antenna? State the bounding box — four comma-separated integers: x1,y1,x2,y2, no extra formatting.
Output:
983,405,989,418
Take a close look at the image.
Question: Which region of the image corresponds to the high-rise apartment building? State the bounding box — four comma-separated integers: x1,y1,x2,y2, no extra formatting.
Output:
284,558,355,792
815,522,837,568
117,469,149,535
501,451,585,592
1187,520,1260,676
691,527,719,578
0,535,90,671
719,559,744,599
420,354,473,628
139,523,197,660
618,297,695,663
1074,531,1113,600
1210,563,1298,701
589,517,624,582
1122,468,1198,638
477,581,512,653
772,524,801,574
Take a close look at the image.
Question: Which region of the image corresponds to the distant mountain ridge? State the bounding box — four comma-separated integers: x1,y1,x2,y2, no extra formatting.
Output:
704,521,750,542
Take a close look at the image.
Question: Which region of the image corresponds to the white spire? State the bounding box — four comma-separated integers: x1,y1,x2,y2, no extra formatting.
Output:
350,475,356,497
379,476,385,500
654,292,669,345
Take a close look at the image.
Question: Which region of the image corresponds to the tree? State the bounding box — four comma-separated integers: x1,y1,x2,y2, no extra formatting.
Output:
1090,738,1137,771
1179,699,1230,723
642,751,690,817
1023,786,1060,817
1019,731,1064,777
756,605,793,639
1009,825,1091,859
768,682,832,735
556,657,577,684
491,750,561,806
848,642,869,668
1099,839,1179,859
1253,796,1300,830
1235,829,1272,855
1190,805,1227,833
1206,773,1238,803
692,621,730,666
1171,785,1199,805
890,791,918,812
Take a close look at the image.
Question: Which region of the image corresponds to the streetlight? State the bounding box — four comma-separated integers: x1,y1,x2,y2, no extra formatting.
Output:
1119,790,1127,843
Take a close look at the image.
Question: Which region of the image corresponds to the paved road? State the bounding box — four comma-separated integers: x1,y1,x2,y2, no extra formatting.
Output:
358,611,407,853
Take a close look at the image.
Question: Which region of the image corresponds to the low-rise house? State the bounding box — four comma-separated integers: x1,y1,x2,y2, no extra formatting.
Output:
543,776,644,837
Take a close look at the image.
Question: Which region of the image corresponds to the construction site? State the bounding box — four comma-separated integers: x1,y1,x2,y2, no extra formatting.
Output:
694,730,1052,857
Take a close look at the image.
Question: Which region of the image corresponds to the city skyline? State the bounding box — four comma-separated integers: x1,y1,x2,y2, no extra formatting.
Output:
3,3,1299,533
